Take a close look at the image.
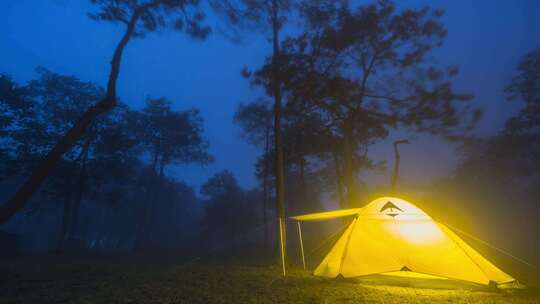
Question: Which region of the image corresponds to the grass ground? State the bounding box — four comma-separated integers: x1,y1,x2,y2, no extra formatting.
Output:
1,255,540,304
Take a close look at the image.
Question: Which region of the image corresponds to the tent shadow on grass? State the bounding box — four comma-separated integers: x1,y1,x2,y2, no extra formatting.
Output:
311,272,530,293
349,273,495,291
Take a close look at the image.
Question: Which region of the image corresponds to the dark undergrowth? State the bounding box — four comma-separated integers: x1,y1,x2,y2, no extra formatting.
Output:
1,255,540,304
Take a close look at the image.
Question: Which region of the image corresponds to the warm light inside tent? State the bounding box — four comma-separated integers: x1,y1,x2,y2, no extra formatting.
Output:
388,220,445,245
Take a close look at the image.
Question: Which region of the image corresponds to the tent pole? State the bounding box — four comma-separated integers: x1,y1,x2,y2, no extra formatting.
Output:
279,217,286,276
297,221,306,270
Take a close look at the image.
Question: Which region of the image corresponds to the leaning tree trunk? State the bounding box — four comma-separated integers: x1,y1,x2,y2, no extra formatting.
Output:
271,0,287,275
0,10,142,224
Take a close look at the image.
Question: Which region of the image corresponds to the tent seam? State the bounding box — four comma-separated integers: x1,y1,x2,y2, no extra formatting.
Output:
437,222,491,284
338,217,358,275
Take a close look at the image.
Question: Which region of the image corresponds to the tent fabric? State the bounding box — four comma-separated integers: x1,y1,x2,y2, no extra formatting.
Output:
357,197,430,220
290,208,363,222
296,196,514,285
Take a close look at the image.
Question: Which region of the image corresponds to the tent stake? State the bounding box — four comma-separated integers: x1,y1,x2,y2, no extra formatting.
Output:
279,217,286,276
297,221,306,270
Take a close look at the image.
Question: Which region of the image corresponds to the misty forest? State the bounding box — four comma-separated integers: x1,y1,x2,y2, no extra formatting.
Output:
1,0,540,303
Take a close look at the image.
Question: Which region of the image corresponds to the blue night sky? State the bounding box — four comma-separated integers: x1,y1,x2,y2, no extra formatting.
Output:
1,0,540,191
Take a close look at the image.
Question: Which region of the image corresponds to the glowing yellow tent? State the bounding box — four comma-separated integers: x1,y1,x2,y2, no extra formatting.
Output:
291,197,514,285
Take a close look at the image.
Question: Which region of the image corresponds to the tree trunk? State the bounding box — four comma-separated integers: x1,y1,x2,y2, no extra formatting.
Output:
342,121,356,207
271,0,287,274
136,152,160,251
159,156,166,178
56,177,74,254
391,139,409,193
391,143,400,193
148,156,167,240
262,125,270,254
70,139,91,237
0,10,142,224
299,155,307,209
332,152,346,209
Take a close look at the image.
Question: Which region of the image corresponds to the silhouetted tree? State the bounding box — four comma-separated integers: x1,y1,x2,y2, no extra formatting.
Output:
0,0,210,224
234,99,273,251
146,177,199,250
19,68,105,251
424,46,540,261
17,68,141,252
212,0,298,270
255,0,480,206
0,68,208,252
135,97,211,249
505,45,540,143
138,98,211,176
0,74,35,178
78,105,140,237
458,44,540,184
201,170,259,253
